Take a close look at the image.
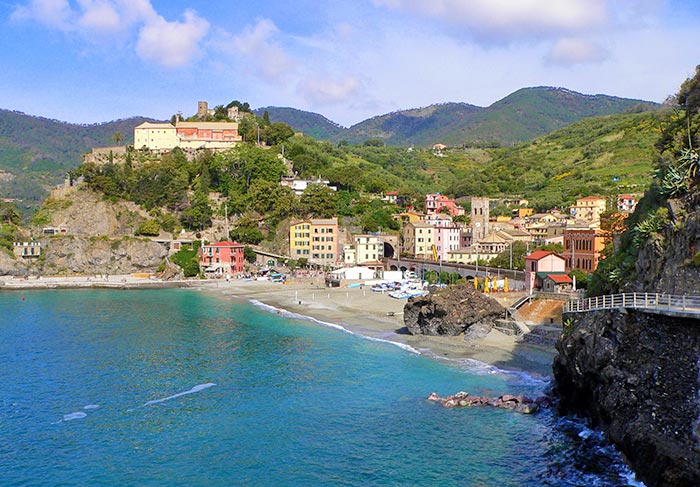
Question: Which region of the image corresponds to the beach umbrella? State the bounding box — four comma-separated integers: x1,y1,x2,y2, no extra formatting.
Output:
473,276,478,289
504,277,509,292
492,276,497,291
484,278,490,293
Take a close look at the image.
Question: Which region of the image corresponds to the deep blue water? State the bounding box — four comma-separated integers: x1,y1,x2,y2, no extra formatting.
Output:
0,289,642,486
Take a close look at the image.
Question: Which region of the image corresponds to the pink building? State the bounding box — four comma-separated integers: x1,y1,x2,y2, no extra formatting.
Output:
200,241,245,276
524,250,567,294
424,193,465,217
432,225,462,262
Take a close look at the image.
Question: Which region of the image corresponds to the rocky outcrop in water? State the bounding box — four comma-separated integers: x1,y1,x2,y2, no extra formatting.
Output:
427,391,545,414
554,309,700,487
403,283,504,338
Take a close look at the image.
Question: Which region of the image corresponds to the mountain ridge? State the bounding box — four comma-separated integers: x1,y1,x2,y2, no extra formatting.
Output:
257,86,658,147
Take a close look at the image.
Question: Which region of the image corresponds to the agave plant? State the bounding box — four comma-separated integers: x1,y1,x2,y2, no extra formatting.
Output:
678,148,700,179
633,212,665,248
659,163,688,198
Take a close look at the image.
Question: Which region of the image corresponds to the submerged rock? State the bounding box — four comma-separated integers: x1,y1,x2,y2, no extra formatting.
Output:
403,283,504,338
427,391,542,414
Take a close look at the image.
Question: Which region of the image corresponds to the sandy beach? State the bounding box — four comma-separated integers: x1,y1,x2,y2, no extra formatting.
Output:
1,273,557,378
195,277,558,379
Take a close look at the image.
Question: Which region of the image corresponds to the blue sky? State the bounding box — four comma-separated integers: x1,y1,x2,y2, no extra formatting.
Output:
1,0,698,127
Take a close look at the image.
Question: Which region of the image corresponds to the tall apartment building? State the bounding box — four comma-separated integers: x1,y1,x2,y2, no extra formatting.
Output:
562,228,611,272
570,196,607,226
402,222,435,260
289,218,339,267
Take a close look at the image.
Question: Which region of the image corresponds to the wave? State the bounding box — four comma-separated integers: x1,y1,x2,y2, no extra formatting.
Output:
248,299,545,387
63,411,87,421
144,383,216,406
249,299,421,355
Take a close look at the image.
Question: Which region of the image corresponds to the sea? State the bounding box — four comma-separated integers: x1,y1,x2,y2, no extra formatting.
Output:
0,289,645,486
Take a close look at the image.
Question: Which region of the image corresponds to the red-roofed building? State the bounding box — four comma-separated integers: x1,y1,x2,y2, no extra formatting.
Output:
383,191,399,204
542,274,574,293
425,193,465,217
525,250,566,293
200,241,245,276
617,194,637,213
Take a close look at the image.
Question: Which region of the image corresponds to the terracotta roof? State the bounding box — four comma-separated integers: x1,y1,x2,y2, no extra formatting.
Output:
544,274,573,284
526,250,565,261
577,196,605,201
206,241,244,248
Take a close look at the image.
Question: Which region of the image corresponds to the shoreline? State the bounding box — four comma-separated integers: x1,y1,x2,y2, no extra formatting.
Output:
196,279,557,380
2,274,557,379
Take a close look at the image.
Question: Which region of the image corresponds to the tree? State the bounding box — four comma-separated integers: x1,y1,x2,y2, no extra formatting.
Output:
112,131,123,145
299,184,337,218
0,202,22,226
244,246,257,263
136,219,160,236
363,138,384,147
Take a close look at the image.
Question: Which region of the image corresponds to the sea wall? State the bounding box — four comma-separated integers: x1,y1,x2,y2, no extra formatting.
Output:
553,309,700,487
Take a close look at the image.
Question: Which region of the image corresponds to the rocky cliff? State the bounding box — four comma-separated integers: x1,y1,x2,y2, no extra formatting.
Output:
0,236,168,276
554,309,700,487
403,284,504,339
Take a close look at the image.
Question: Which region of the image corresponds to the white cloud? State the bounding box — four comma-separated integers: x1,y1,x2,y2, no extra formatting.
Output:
76,0,121,32
545,38,609,66
11,0,209,68
136,10,210,68
11,0,73,30
298,76,361,105
373,0,608,41
231,19,295,80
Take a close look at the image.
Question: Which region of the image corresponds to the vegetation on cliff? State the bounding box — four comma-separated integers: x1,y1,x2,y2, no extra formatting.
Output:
589,66,700,296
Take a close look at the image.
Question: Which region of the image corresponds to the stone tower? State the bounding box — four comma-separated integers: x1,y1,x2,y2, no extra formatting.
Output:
471,197,490,242
197,101,208,119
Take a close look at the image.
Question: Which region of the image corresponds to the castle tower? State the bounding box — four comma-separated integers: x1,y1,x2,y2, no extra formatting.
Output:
471,197,490,242
227,106,239,121
197,101,208,119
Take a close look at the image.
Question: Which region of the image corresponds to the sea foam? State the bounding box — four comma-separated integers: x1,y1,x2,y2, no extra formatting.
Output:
63,411,87,421
249,298,547,387
144,383,216,406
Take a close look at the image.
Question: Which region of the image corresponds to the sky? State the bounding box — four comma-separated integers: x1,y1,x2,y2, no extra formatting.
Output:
0,0,699,127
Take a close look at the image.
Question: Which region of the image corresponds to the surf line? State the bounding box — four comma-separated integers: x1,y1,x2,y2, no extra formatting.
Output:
144,383,216,406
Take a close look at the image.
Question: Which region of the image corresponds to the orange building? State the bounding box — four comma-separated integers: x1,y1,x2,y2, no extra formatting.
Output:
562,228,611,272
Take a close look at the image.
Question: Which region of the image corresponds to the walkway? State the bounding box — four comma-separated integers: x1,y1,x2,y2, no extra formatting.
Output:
565,292,700,318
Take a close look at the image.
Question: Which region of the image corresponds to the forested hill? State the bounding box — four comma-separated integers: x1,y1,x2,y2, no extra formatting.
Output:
0,109,152,208
253,107,345,140
259,87,659,147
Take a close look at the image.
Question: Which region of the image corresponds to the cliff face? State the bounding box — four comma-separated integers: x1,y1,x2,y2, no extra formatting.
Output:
403,283,504,338
624,199,700,294
554,309,700,487
0,236,168,276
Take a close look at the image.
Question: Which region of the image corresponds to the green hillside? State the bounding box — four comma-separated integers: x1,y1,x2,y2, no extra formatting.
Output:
448,110,663,209
253,107,345,140
0,109,152,210
261,87,658,147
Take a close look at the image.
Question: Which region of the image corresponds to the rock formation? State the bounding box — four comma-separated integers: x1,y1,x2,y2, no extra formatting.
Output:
403,283,504,338
427,391,545,414
554,309,700,487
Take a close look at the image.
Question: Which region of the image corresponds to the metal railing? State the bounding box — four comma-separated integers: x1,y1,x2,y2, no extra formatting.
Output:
565,292,700,316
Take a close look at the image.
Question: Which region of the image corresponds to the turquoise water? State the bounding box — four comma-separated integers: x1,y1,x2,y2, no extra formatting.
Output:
0,289,641,486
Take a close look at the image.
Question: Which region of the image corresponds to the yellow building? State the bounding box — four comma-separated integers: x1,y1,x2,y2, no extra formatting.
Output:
570,196,607,226
134,122,179,151
133,120,242,152
290,218,339,267
402,222,434,259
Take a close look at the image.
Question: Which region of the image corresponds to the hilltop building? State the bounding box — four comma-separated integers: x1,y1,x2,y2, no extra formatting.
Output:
280,176,337,196
617,194,637,213
134,120,242,152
